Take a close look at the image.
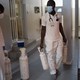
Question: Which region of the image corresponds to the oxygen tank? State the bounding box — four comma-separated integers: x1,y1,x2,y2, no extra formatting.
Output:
38,47,49,70
19,48,29,80
4,50,12,80
63,43,68,64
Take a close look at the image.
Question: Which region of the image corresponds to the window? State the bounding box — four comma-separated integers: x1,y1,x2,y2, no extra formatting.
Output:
54,0,63,7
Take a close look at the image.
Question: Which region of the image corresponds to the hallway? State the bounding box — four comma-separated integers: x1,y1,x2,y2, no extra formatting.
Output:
0,0,80,80
12,39,79,80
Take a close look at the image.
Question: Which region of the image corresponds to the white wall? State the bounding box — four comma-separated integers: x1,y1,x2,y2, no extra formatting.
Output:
42,0,48,15
22,0,41,41
0,0,12,50
72,0,75,37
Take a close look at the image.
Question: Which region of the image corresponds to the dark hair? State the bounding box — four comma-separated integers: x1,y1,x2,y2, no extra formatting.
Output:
0,4,4,14
47,0,55,7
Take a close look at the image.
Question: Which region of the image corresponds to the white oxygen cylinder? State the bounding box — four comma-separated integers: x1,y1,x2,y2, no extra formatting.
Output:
19,48,29,80
38,47,48,70
5,57,12,80
63,42,68,63
4,50,12,80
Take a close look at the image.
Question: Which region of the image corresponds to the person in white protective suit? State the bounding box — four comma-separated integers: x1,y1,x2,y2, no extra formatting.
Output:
0,4,5,80
40,0,67,79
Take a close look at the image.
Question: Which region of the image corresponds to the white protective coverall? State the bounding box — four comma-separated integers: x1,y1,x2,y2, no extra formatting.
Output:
42,12,63,75
0,27,5,80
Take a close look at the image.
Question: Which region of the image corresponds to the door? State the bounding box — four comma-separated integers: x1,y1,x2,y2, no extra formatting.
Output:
9,0,23,41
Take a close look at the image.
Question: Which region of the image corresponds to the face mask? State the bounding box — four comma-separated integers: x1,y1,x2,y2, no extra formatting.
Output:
0,13,4,19
47,6,53,13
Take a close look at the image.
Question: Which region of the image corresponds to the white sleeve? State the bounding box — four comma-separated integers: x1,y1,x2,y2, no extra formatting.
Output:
57,13,62,23
41,15,46,26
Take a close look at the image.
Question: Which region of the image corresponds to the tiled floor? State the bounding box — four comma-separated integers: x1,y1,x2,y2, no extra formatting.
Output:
12,39,79,80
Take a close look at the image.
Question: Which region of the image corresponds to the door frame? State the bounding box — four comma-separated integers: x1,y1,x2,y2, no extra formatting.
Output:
75,0,79,38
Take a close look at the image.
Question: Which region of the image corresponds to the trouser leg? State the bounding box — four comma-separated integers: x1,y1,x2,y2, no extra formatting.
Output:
47,49,56,75
56,39,63,69
45,38,63,75
46,41,58,75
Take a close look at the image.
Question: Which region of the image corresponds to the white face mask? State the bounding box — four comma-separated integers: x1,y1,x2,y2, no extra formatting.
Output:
0,13,4,19
47,6,53,13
